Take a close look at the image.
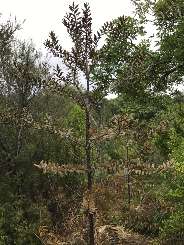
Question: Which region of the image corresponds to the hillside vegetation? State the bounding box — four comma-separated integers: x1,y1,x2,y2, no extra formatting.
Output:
0,1,184,244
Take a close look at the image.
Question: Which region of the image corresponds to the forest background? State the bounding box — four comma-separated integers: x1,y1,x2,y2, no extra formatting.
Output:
0,0,184,244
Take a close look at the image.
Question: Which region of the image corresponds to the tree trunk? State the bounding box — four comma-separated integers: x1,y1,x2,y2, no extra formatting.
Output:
16,124,23,157
126,137,131,209
85,78,95,245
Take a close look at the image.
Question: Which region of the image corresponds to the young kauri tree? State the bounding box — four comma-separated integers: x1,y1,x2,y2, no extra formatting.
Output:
44,2,112,244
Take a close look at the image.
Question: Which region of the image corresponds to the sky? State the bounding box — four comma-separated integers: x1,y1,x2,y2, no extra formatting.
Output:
1,0,134,51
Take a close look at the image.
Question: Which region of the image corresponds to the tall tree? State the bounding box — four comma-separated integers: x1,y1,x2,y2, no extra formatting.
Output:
45,2,111,244
0,40,48,170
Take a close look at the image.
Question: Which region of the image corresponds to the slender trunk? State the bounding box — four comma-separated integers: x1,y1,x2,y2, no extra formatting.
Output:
16,106,25,157
97,104,102,165
127,168,131,208
85,76,95,245
86,109,92,191
126,137,131,209
16,124,23,157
